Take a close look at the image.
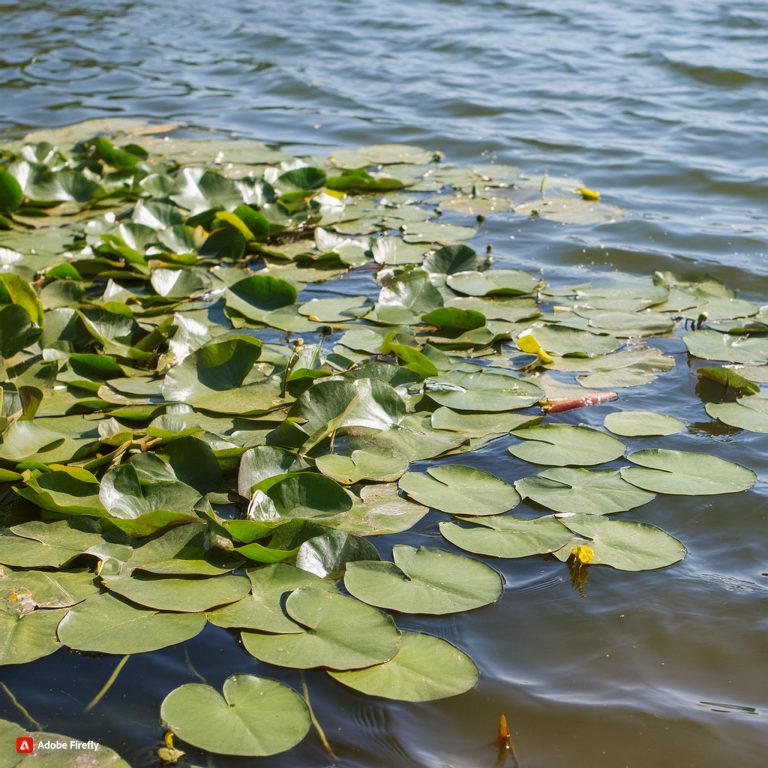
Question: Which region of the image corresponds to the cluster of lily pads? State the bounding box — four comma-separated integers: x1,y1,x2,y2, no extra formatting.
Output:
0,120,763,761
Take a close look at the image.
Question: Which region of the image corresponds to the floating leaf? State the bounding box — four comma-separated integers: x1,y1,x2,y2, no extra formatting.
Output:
440,515,572,558
447,269,539,297
684,330,768,364
554,514,686,571
706,396,768,433
329,632,478,701
422,370,542,412
161,675,309,757
603,411,685,437
344,545,502,614
207,564,334,632
103,573,250,612
295,530,380,578
516,467,655,515
242,587,400,670
57,593,205,653
316,449,408,484
508,425,626,466
399,464,519,516
621,449,756,495
0,608,66,665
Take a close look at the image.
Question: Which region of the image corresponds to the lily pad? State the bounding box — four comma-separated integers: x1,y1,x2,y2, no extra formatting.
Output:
399,464,520,516
102,573,250,612
161,675,309,757
329,632,478,701
603,411,685,437
422,370,542,412
440,515,573,558
57,593,205,653
344,545,502,614
706,396,768,433
0,608,66,665
516,467,656,515
242,587,400,670
554,514,686,571
508,425,626,466
447,269,539,297
620,449,756,495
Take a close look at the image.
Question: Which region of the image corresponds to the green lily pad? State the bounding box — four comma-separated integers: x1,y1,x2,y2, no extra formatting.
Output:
344,545,502,614
316,449,408,484
57,593,205,654
249,472,352,521
0,569,99,610
102,573,250,612
447,269,539,297
684,330,768,364
603,411,685,437
554,514,686,571
621,449,756,495
0,608,66,665
706,396,768,432
161,675,310,757
241,587,400,669
399,464,520,516
440,515,572,558
422,370,542,411
329,632,478,701
508,425,626,466
516,467,656,515
207,564,335,632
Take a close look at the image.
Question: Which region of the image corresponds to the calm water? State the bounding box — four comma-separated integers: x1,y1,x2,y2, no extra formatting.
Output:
1,1,768,766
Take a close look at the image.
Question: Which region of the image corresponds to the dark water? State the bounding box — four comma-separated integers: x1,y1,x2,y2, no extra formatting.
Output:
2,1,768,766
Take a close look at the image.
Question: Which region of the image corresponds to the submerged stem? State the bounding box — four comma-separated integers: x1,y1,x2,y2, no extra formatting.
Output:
85,655,130,712
0,681,42,731
301,673,337,760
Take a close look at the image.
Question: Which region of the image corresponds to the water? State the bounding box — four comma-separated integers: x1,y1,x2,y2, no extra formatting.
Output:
1,1,768,766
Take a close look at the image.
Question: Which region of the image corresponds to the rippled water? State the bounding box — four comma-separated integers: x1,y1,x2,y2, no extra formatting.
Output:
1,1,768,766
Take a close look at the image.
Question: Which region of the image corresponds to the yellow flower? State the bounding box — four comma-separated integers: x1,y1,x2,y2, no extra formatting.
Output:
571,544,595,565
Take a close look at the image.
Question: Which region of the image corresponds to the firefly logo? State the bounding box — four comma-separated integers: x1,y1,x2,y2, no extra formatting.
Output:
16,737,34,753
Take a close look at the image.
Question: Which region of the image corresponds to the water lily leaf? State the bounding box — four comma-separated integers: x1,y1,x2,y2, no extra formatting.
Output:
603,410,685,436
697,367,759,395
14,469,106,518
344,545,502,614
401,221,476,244
99,463,201,520
150,268,209,299
296,530,380,578
706,396,768,432
423,244,489,275
525,325,621,357
684,330,768,364
238,446,308,498
0,569,99,611
0,272,44,326
515,195,622,224
422,307,486,331
0,520,103,568
447,269,539,297
248,472,352,521
508,425,626,466
620,449,756,495
225,274,298,324
103,573,250,612
440,515,572,558
207,564,335,632
298,296,369,322
57,592,205,653
321,483,429,537
330,144,436,167
316,449,408,484
399,464,519,516
431,407,541,437
516,468,655,515
377,269,442,313
0,608,67,665
423,370,542,411
0,170,24,211
161,675,309,757
554,514,686,571
241,587,400,670
0,420,65,462
170,167,242,212
329,631,478,701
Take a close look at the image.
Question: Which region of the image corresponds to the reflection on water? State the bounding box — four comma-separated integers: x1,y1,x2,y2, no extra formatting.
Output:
1,1,768,766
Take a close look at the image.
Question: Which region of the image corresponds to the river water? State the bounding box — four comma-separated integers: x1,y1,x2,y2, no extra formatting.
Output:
1,1,767,766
